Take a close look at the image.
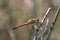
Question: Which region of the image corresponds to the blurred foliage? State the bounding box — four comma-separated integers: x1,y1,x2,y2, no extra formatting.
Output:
0,0,60,40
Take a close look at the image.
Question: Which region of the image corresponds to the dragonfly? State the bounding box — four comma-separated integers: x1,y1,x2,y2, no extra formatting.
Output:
12,7,51,30
12,7,51,40
12,18,39,30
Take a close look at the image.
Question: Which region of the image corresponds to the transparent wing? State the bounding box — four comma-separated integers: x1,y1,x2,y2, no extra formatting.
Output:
32,7,51,40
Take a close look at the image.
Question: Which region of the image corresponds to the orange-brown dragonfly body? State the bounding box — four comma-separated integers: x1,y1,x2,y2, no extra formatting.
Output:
12,18,39,30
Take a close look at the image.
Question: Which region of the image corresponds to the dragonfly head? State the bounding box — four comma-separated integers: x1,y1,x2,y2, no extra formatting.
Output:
35,18,39,23
30,18,39,23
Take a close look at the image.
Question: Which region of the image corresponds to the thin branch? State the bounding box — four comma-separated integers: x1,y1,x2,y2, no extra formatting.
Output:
41,7,51,24
32,7,51,40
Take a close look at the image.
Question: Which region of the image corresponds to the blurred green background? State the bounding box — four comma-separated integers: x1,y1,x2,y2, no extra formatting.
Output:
0,0,60,40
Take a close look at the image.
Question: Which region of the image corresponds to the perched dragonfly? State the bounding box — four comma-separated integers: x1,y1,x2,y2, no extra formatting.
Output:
12,7,51,40
12,18,39,30
12,7,51,30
